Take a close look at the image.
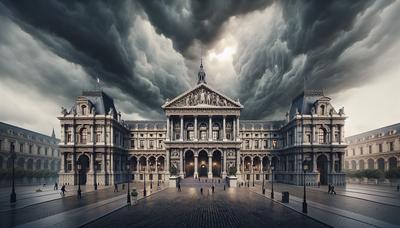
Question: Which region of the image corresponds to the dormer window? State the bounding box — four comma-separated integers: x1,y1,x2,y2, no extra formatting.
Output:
81,105,87,115
320,105,325,115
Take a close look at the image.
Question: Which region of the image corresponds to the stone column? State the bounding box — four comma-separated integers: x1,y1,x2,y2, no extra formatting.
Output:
102,153,106,173
208,155,213,179
236,116,240,141
233,118,236,141
208,116,212,141
222,149,227,178
166,149,170,175
236,150,241,177
110,126,114,146
223,116,226,141
61,154,65,173
194,116,198,141
180,116,184,141
90,152,94,172
91,125,94,143
155,158,159,182
170,118,174,141
194,154,198,179
260,159,263,173
166,116,170,141
313,153,317,172
179,149,184,178
331,154,336,173
251,157,254,173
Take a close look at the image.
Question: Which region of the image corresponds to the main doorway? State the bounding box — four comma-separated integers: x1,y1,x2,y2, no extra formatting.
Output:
317,155,328,185
198,150,208,177
185,150,194,177
78,154,90,185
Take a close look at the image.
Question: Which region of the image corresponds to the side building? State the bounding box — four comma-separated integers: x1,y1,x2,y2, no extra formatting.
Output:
345,123,400,171
0,122,60,173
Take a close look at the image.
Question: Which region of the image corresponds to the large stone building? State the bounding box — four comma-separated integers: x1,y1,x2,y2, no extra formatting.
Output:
0,122,60,172
345,123,400,171
58,63,347,186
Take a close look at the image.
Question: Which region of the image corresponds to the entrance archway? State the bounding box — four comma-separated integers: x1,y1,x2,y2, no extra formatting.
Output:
78,155,90,185
377,158,385,171
212,150,222,177
185,150,194,177
317,155,328,185
198,150,208,177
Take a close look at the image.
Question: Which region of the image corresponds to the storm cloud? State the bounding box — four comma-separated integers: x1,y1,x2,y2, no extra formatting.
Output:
0,0,399,135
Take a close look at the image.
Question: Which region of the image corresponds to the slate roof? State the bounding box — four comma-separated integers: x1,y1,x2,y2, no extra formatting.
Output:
346,123,400,142
81,91,117,116
240,120,285,130
288,90,325,118
125,120,167,130
0,122,59,143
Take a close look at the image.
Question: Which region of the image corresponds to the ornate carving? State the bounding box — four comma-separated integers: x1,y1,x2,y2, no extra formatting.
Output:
170,87,236,108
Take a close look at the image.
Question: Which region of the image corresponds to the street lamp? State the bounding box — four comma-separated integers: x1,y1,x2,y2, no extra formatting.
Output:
94,161,97,191
150,162,153,190
126,163,131,205
262,167,265,195
143,165,147,197
252,164,255,187
77,161,82,199
302,161,309,213
157,162,160,188
271,166,274,199
10,143,16,203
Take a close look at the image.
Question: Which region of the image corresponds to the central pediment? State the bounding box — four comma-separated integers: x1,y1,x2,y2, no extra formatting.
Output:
162,83,243,109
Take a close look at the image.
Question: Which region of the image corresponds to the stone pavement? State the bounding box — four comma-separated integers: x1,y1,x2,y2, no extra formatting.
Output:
84,184,328,228
0,182,160,227
247,182,400,228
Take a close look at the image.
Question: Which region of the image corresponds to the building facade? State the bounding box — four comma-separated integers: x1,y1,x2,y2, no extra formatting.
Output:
0,122,60,172
345,123,400,171
58,63,347,186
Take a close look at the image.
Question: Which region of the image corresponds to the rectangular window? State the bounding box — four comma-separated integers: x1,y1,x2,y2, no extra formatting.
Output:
360,147,363,155
212,131,218,140
369,145,372,154
352,149,355,156
149,140,154,149
264,140,268,149
245,140,250,149
45,148,48,156
306,134,311,143
201,131,207,140
37,146,41,155
158,140,163,148
140,140,144,149
67,133,72,142
20,143,24,153
29,145,33,154
378,144,383,153
272,140,277,149
67,161,72,171
255,140,259,149
189,131,194,140
96,133,101,142
389,142,394,151
130,140,135,148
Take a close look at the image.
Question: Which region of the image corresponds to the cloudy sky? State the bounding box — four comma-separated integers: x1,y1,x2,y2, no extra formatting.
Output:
0,0,399,137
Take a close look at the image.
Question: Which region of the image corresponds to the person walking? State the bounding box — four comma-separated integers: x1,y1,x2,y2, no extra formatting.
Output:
60,185,66,196
54,182,58,190
212,185,215,193
200,187,203,195
223,184,226,191
328,184,332,194
331,185,336,195
77,188,82,199
114,183,118,192
178,183,181,192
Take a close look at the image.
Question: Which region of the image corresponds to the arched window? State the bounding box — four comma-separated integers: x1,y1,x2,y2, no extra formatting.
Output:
81,105,87,115
318,128,327,144
80,128,87,144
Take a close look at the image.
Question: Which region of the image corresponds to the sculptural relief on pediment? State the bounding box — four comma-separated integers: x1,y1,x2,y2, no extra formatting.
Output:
169,87,238,108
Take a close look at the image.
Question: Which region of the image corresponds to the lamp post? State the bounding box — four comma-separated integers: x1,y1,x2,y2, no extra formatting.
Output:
271,166,274,199
143,167,147,197
157,162,160,188
77,161,81,199
252,164,255,187
150,162,153,190
94,161,97,191
126,163,131,205
262,168,265,195
302,161,308,213
10,143,16,203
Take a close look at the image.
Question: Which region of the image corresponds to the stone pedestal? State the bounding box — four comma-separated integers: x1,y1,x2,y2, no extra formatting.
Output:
222,172,227,179
169,176,179,188
228,176,237,188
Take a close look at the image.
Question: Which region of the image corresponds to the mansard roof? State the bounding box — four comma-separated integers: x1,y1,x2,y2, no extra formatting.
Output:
288,90,325,117
0,122,60,143
240,120,285,130
346,122,400,142
162,83,243,109
125,120,166,130
81,90,117,116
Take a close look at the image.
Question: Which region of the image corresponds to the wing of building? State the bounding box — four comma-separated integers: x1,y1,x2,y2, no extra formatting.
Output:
345,123,400,172
58,63,347,186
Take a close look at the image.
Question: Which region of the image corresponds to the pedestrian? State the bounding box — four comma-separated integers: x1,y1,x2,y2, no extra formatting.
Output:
200,187,203,195
397,184,399,192
178,183,181,192
114,183,118,192
218,179,220,184
328,184,332,194
331,185,336,195
77,188,82,199
60,185,66,196
54,182,58,190
122,183,125,190
224,185,226,191
212,185,215,193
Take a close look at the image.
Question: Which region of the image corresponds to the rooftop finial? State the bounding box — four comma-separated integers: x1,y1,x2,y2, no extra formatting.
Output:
197,58,206,84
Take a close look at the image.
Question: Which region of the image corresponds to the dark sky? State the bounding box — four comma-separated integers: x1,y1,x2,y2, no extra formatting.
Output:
0,0,399,136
